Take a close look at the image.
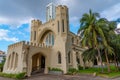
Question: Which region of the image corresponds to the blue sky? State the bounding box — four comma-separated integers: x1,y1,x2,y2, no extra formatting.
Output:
0,0,120,52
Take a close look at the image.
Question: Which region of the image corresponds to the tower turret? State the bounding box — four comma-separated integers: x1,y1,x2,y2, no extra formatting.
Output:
55,5,69,35
30,19,42,42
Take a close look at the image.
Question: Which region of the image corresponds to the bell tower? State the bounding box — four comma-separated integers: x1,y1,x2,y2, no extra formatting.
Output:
56,5,69,35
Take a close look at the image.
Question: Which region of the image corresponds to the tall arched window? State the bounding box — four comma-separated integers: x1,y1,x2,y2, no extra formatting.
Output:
68,52,71,63
7,54,11,69
62,19,64,32
58,21,60,33
44,32,54,46
14,53,18,69
34,31,36,40
72,37,74,43
76,52,80,64
58,52,61,64
11,52,15,69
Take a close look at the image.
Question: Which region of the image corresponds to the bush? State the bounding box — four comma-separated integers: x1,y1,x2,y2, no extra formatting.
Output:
50,68,63,71
78,65,83,70
68,68,78,75
15,72,26,79
0,72,26,79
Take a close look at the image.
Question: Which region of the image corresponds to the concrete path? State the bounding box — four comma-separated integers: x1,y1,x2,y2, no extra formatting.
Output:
25,74,120,80
1,74,120,80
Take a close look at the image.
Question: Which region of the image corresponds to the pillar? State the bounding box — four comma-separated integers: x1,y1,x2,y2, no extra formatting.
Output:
44,56,48,74
72,51,78,69
27,56,32,77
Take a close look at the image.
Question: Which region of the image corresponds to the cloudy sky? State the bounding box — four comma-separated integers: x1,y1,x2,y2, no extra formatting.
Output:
0,0,120,52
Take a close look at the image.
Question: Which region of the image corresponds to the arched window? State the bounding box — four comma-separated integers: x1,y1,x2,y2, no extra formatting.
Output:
34,31,36,40
7,54,11,69
11,52,15,69
44,32,54,46
58,21,60,33
14,53,18,69
76,52,80,64
72,37,74,43
62,19,64,32
58,52,61,64
68,52,71,63
7,52,19,70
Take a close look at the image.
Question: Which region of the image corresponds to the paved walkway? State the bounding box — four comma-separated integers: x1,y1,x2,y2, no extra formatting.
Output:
25,74,120,80
1,74,120,80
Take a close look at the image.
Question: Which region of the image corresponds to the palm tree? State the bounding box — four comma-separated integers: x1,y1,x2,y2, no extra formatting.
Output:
97,19,116,72
78,9,107,72
110,35,120,71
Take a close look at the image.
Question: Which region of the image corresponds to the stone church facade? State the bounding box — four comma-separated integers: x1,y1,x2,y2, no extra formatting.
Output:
3,4,92,76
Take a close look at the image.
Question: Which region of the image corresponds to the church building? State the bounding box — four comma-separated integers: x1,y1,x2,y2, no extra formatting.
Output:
3,3,91,76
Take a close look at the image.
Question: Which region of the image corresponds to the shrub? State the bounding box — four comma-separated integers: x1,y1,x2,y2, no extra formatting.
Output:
68,68,78,74
15,72,26,79
50,68,63,71
0,72,26,79
78,65,83,70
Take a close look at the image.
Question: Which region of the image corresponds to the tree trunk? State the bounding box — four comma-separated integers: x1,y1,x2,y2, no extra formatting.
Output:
97,47,104,72
105,50,110,72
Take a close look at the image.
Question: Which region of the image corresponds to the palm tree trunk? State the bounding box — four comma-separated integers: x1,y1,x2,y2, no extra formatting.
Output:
97,47,104,72
105,50,110,72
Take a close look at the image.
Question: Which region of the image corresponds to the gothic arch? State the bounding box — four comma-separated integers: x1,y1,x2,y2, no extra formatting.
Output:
7,52,19,70
37,27,56,43
68,51,72,63
58,51,62,64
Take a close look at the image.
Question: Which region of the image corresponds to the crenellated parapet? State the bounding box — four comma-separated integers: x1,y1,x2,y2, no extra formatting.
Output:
8,41,25,49
56,5,68,10
8,41,52,49
31,19,42,27
25,41,52,48
56,5,68,16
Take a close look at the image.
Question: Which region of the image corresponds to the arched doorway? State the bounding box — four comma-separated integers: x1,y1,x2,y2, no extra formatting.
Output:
32,53,45,74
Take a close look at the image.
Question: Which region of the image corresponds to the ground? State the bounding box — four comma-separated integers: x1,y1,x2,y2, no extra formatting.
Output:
1,74,120,80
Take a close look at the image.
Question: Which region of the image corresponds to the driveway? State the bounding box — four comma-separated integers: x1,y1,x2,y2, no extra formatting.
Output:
1,74,120,80
25,74,120,80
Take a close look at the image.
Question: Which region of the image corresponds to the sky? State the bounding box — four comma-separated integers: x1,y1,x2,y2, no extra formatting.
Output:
0,0,120,52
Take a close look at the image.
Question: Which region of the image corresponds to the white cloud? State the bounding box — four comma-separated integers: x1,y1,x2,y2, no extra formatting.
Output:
0,29,19,42
101,3,120,20
0,16,34,28
117,23,120,28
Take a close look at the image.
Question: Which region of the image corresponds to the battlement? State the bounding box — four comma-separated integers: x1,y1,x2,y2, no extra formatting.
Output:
8,41,52,49
25,41,52,48
56,5,68,10
8,41,25,49
31,19,42,27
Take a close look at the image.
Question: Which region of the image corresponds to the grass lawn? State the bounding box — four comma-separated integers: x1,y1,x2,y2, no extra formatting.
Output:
78,66,120,78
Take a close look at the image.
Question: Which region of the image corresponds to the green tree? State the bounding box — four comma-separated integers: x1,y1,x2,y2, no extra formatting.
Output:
78,10,115,72
98,20,116,72
78,10,107,72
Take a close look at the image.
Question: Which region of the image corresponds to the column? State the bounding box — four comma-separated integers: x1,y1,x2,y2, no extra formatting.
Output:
72,51,78,69
27,56,32,77
44,56,48,74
